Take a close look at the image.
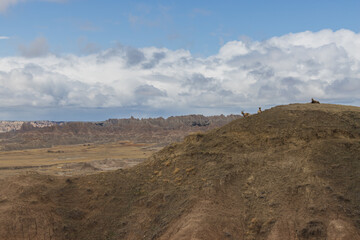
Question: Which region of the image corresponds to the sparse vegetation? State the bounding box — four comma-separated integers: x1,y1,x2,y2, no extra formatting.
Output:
0,104,360,239
0,115,241,151
0,141,159,178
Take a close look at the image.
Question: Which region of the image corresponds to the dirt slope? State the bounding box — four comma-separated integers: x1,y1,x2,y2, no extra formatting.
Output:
0,103,360,240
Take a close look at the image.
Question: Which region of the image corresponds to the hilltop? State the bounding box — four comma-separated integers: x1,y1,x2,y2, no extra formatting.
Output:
0,103,359,239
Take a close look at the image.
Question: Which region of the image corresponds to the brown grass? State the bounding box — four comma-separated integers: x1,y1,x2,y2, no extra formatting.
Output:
0,141,160,178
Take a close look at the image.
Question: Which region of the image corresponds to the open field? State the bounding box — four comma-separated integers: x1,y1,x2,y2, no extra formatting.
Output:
0,141,161,178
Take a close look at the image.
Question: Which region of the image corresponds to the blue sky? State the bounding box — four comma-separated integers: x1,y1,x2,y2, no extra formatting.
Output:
1,0,360,120
2,0,360,56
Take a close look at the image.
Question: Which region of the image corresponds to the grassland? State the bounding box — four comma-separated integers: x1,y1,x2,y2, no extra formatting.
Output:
0,141,160,178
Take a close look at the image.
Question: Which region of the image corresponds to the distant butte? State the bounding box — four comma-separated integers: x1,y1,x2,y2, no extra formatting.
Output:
0,114,241,150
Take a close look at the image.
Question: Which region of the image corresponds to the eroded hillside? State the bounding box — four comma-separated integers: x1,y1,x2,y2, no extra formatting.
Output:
0,103,359,239
0,114,240,150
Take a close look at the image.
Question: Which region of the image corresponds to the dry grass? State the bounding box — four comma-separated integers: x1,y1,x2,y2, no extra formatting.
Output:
0,141,160,178
1,104,360,239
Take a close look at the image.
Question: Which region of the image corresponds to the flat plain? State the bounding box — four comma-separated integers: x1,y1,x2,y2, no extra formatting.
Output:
0,141,160,178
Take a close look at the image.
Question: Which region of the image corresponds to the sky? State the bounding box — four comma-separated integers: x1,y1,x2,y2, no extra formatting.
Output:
1,0,360,120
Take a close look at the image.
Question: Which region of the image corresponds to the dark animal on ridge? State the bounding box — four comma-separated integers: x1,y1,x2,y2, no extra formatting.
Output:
311,98,320,104
241,111,250,117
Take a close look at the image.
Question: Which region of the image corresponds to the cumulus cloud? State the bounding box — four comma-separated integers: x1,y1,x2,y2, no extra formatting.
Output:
18,37,49,58
125,47,145,66
142,51,166,69
1,29,360,120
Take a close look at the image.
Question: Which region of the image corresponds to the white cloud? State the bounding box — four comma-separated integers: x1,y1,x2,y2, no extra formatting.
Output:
1,29,360,120
0,36,10,40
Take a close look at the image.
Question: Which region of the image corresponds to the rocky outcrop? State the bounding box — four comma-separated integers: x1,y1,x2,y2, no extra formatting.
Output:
0,121,56,133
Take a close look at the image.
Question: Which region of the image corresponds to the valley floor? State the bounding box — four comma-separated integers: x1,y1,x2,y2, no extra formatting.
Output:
0,141,161,178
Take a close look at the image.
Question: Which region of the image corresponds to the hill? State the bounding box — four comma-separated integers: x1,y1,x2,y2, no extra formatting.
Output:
0,114,240,151
0,103,359,239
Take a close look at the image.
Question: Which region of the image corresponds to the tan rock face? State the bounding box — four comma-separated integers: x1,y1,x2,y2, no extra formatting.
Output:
0,121,24,132
0,121,55,133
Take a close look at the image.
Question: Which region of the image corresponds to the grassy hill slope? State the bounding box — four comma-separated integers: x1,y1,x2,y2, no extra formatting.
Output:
0,103,359,239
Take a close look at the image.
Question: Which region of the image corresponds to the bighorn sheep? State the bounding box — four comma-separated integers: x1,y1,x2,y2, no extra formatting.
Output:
241,111,250,117
311,98,320,104
257,107,262,114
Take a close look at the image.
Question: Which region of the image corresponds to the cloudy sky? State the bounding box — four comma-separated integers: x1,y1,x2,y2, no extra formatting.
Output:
1,0,360,120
